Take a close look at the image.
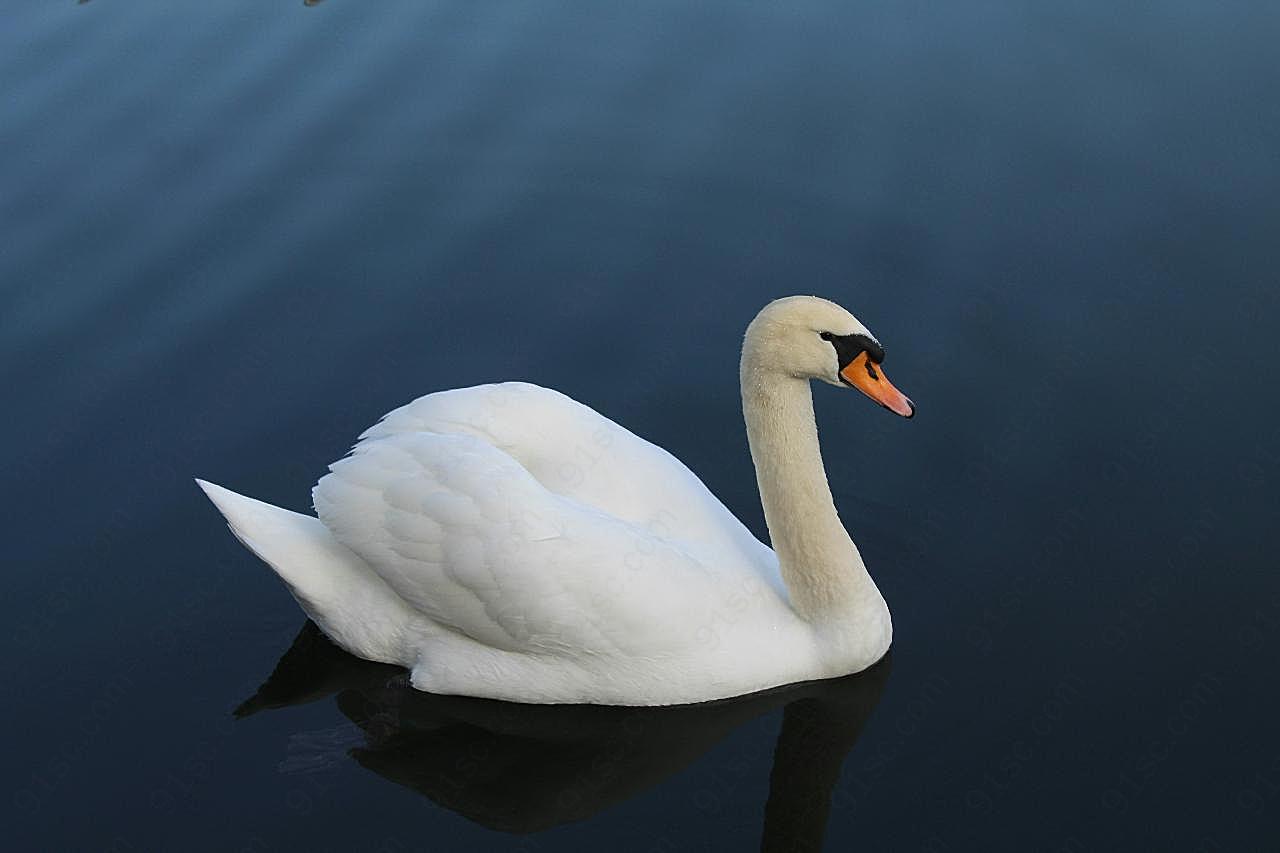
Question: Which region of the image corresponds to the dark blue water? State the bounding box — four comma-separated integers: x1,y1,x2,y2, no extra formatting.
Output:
4,1,1279,850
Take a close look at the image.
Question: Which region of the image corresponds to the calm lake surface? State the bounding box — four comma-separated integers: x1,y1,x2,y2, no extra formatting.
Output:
4,2,1279,851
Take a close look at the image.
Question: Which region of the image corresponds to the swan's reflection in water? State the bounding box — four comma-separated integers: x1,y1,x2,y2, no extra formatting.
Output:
239,622,890,849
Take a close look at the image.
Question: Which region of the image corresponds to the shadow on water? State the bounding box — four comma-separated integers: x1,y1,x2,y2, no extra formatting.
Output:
238,622,890,849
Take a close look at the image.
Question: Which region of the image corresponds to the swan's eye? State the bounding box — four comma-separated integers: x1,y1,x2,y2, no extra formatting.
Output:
818,331,834,341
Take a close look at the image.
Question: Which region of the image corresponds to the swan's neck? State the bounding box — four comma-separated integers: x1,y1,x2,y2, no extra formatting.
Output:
740,359,883,622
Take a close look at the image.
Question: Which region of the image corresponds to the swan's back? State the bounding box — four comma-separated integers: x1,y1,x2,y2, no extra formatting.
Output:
350,382,768,568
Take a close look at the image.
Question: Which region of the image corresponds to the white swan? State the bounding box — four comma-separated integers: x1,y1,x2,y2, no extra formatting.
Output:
198,295,914,706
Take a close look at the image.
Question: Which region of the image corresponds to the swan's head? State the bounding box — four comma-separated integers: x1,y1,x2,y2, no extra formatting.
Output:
743,295,915,418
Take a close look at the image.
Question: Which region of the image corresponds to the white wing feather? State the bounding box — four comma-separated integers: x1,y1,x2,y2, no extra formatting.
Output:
313,384,782,670
354,382,769,567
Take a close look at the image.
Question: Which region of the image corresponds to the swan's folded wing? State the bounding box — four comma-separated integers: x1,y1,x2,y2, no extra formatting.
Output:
355,382,768,568
312,431,735,661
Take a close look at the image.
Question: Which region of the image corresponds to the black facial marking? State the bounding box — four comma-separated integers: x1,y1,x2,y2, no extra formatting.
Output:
819,332,884,370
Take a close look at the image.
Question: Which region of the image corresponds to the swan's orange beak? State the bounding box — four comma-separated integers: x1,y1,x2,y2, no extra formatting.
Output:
840,351,915,418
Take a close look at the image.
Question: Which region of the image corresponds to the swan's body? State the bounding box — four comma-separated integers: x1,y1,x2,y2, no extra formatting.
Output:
200,296,913,706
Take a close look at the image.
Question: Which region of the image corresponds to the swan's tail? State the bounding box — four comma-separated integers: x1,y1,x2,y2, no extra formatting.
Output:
196,479,416,666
